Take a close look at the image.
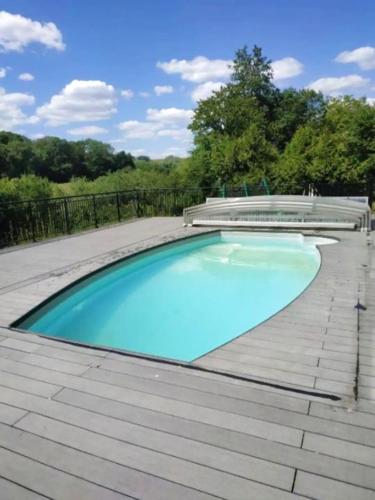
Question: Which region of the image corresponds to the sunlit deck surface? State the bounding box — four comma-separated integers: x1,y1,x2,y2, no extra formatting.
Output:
0,217,374,500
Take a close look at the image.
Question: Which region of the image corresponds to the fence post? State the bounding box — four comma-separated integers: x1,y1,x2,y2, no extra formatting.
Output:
262,178,270,195
172,189,177,215
28,201,36,242
92,194,98,228
116,192,121,222
63,198,70,234
135,190,141,218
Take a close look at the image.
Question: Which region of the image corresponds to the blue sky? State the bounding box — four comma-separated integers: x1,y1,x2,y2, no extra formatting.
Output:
0,0,374,158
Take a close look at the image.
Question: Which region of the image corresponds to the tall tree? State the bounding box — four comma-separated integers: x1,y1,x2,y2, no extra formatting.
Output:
189,46,279,185
270,88,326,150
76,139,115,179
0,132,34,178
231,45,276,104
273,97,375,197
190,46,276,140
32,137,77,182
113,151,135,172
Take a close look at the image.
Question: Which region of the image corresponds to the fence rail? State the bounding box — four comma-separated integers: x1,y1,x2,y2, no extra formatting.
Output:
0,186,257,248
0,182,369,248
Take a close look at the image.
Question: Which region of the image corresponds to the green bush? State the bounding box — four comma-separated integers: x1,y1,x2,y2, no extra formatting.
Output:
0,175,53,203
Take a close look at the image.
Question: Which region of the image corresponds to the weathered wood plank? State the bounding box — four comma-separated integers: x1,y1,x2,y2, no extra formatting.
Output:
17,413,298,499
53,388,375,491
0,477,48,500
0,445,128,500
294,471,375,500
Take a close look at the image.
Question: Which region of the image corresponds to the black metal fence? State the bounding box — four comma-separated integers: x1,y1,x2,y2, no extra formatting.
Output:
0,182,370,249
0,185,262,248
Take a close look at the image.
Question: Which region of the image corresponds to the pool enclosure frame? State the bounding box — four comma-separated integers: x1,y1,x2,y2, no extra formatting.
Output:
183,195,371,232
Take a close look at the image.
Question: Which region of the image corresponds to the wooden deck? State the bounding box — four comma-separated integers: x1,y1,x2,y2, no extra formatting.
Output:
0,217,374,499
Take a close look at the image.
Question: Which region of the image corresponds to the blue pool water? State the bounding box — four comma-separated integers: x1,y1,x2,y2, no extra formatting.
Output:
17,232,321,361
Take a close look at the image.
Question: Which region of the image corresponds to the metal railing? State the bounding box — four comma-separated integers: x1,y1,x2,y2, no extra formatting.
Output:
0,185,269,248
0,188,195,248
0,181,371,248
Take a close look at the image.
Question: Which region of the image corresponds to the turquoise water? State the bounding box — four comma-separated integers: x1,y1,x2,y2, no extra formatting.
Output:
18,231,321,361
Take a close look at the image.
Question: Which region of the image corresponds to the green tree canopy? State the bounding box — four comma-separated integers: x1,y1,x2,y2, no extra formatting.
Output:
189,46,286,186
188,46,329,188
0,174,52,203
0,133,134,184
33,136,77,182
274,97,375,196
0,132,34,178
0,45,373,200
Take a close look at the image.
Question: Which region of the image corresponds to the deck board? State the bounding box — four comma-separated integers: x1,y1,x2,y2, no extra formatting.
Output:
0,218,374,498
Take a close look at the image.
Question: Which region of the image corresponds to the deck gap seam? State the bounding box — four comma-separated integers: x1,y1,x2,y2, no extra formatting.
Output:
0,474,53,499
11,419,276,497
0,441,138,499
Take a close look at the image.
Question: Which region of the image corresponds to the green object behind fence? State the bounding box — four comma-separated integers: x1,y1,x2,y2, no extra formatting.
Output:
0,180,366,248
0,185,267,248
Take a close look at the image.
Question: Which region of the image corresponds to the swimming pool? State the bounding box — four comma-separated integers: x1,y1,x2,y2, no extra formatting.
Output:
15,231,323,361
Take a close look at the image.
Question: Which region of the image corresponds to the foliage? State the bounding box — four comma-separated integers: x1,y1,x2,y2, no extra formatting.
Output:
0,133,134,182
0,132,34,178
0,175,53,203
270,89,326,150
189,45,329,188
188,45,375,197
273,97,375,194
0,46,374,202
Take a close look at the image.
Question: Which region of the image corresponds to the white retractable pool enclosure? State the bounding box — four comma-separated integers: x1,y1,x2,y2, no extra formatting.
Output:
183,195,371,232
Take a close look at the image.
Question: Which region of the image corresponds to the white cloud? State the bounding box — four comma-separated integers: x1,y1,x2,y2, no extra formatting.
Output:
130,148,146,156
0,67,6,78
118,107,193,150
0,10,64,52
157,128,192,142
146,107,193,125
271,57,303,80
29,132,45,139
157,56,232,83
335,46,375,70
136,146,190,159
306,75,370,95
158,146,190,158
139,91,150,98
37,80,117,126
0,87,37,130
158,54,304,84
67,125,108,136
121,89,134,99
18,72,34,81
1,91,35,106
367,97,375,106
118,120,161,139
191,81,225,101
154,85,174,96
118,122,192,143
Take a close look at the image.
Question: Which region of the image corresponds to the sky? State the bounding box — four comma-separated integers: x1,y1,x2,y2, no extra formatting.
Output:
0,0,374,158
